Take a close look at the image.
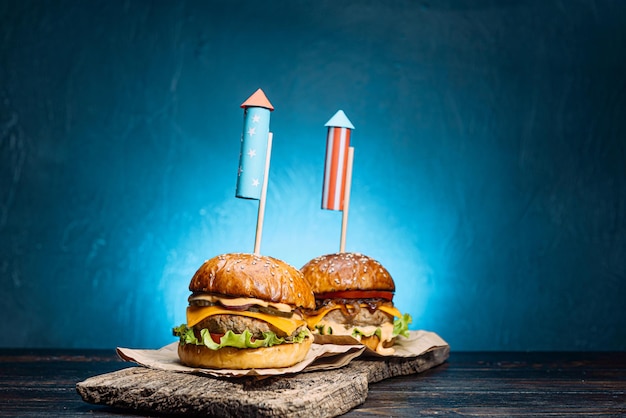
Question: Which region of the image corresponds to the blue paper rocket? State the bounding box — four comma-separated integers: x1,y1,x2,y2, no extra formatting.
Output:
236,89,274,200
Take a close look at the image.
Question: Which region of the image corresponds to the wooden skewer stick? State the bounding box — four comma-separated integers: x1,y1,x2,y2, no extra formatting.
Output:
339,146,354,253
254,132,273,255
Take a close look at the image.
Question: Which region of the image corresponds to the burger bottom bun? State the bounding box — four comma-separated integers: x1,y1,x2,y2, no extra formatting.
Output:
177,337,313,370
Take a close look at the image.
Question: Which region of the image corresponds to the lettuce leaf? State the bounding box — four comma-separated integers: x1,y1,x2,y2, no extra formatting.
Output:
352,327,381,339
173,324,309,351
393,313,412,338
315,312,413,340
173,324,199,345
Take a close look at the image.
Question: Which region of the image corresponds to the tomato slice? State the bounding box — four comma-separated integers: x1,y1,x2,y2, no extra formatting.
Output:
315,290,394,301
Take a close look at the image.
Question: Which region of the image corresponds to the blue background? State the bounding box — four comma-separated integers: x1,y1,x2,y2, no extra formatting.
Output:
1,0,625,351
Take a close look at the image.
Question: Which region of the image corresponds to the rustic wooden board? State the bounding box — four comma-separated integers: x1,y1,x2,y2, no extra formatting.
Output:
76,345,449,418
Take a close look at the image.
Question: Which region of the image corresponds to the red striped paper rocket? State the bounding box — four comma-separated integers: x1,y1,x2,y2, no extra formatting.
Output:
322,110,355,211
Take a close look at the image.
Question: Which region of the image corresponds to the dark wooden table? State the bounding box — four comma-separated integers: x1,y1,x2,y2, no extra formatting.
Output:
1,349,625,416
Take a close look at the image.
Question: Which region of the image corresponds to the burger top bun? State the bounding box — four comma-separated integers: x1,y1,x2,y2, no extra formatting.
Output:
189,253,315,310
301,252,395,294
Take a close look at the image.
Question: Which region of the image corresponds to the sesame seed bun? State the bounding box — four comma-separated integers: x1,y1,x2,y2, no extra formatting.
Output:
189,253,315,310
300,252,395,294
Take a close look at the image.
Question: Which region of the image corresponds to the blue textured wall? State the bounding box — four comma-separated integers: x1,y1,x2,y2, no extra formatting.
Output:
1,0,625,351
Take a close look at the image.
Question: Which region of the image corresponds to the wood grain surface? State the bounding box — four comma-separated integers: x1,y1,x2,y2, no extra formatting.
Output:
2,350,626,416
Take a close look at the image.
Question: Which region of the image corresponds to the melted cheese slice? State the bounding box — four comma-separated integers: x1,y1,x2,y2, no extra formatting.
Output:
186,305,305,336
317,319,396,355
305,304,403,328
377,305,402,318
305,305,342,328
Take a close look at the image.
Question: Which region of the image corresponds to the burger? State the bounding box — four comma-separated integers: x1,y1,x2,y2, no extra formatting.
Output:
300,252,412,355
173,253,315,369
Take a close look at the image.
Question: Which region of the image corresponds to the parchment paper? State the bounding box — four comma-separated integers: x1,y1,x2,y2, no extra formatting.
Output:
117,341,365,377
116,330,448,378
314,330,449,357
